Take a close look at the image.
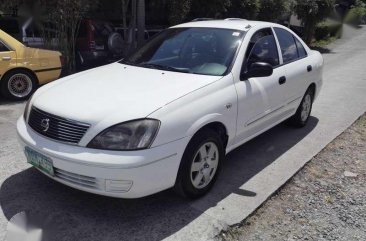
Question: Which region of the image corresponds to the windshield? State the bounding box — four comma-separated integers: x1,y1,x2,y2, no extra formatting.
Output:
120,27,245,76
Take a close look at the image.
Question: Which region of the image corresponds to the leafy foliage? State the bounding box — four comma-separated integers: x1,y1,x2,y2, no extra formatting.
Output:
314,20,342,40
294,0,335,44
168,0,192,24
226,0,261,19
344,0,366,25
257,0,291,22
189,0,231,19
39,0,99,73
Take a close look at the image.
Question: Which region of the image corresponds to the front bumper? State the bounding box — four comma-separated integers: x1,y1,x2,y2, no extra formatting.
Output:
17,117,188,198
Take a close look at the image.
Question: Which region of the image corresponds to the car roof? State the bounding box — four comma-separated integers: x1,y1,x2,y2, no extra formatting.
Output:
171,19,278,32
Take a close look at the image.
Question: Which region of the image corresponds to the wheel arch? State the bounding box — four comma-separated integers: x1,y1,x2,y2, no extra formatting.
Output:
187,117,229,150
308,82,316,94
307,82,316,99
0,67,39,85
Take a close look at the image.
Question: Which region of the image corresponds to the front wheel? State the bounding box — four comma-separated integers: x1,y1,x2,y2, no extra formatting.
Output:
286,88,314,128
174,129,224,199
0,70,37,100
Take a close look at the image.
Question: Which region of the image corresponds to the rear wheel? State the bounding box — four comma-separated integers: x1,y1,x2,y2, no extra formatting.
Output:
0,69,37,100
286,88,314,128
174,129,224,199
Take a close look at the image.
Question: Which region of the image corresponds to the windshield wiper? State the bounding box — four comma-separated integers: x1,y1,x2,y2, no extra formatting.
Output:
140,63,190,73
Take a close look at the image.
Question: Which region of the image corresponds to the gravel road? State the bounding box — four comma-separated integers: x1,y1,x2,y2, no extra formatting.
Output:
217,114,366,241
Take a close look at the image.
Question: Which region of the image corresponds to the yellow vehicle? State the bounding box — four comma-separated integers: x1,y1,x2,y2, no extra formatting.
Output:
0,29,62,100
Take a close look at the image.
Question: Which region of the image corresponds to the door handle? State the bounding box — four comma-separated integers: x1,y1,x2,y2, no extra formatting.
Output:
307,65,312,72
279,76,286,85
2,57,11,61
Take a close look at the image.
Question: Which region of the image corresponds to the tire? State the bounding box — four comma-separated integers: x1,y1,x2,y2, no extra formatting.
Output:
286,88,314,128
0,69,37,100
174,129,225,199
108,32,124,55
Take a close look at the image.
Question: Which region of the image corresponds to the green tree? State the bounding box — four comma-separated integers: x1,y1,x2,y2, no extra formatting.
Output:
168,0,192,25
294,0,335,44
189,0,231,19
257,0,291,22
344,0,366,25
226,0,261,19
41,0,99,73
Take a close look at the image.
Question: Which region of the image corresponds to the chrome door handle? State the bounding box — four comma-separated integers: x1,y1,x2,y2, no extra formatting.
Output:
2,57,11,61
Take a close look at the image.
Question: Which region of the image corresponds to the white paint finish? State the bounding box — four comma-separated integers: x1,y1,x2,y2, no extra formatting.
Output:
166,25,366,241
0,24,364,241
234,65,288,143
149,74,238,147
17,20,322,199
32,63,219,145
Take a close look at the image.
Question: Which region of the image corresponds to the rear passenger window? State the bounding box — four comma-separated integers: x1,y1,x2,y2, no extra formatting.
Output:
294,37,307,58
0,41,9,52
274,27,298,64
25,22,42,38
0,19,20,34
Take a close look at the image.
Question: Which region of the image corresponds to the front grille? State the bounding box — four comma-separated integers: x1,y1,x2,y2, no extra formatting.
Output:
54,168,99,190
28,107,90,144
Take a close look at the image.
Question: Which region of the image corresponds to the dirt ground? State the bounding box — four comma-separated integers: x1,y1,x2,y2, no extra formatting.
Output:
217,114,366,241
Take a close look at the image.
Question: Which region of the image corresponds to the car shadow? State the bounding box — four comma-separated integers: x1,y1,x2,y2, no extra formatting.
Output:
0,117,318,241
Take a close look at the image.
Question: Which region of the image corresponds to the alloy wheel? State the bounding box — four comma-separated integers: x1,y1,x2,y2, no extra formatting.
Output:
301,94,312,122
7,73,33,98
190,142,219,189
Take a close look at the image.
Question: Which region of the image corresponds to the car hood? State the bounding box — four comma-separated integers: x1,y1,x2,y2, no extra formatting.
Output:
33,63,220,125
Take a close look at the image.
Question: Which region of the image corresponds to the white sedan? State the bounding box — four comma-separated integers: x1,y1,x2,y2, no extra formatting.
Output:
17,19,323,199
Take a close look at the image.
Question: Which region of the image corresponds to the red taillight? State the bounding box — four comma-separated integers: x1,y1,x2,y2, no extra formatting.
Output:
59,56,65,67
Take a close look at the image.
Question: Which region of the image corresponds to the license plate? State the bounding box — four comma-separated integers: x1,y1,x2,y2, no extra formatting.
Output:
24,147,54,176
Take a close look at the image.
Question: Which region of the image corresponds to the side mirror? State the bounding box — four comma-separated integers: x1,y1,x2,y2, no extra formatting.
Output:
241,62,273,80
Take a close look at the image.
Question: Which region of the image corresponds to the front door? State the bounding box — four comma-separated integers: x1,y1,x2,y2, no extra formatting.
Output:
234,28,287,144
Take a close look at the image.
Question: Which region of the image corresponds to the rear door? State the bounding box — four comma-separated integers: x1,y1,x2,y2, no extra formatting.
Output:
273,27,311,105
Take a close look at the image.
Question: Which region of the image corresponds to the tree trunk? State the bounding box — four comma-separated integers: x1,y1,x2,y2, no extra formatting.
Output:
303,17,316,45
121,0,130,40
128,0,137,50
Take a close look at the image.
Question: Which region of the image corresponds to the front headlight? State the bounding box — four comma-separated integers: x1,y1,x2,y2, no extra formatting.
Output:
87,119,160,151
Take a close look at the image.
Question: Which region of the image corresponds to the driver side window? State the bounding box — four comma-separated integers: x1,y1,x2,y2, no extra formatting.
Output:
245,28,279,70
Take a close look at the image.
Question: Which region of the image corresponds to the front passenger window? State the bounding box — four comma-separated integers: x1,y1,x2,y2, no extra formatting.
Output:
245,29,279,69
